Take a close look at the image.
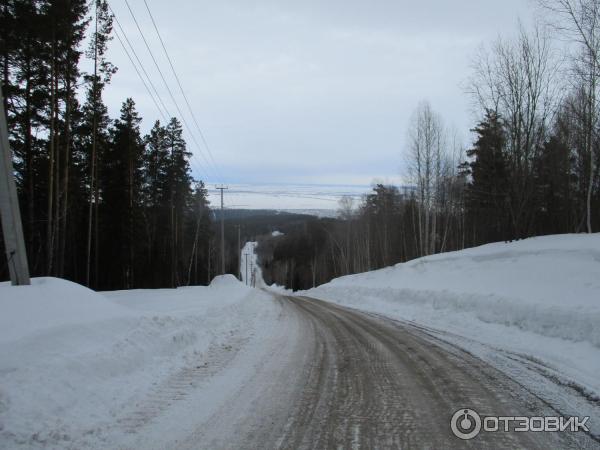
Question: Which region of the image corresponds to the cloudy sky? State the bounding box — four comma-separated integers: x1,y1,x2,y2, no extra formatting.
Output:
104,0,536,188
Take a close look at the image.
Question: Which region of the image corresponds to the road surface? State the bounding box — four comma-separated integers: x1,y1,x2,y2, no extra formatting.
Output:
168,294,597,449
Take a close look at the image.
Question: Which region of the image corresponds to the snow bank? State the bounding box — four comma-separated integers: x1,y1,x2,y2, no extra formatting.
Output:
309,234,600,346
0,276,273,449
0,277,129,343
305,234,600,397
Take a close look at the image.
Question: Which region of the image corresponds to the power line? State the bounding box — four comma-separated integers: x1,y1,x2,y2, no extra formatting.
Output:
110,5,208,179
216,185,228,275
112,23,210,182
122,0,221,184
109,5,212,182
141,0,225,184
110,6,172,120
111,26,167,122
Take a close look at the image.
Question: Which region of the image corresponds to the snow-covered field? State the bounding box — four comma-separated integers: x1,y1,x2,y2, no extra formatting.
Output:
0,275,279,449
304,233,600,435
206,182,369,213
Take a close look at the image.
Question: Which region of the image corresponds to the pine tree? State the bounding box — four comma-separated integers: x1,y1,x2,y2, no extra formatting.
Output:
101,98,144,289
84,0,115,287
463,110,510,243
141,120,170,287
165,118,192,286
533,135,575,234
40,0,89,276
186,182,212,286
2,1,47,272
1,2,212,287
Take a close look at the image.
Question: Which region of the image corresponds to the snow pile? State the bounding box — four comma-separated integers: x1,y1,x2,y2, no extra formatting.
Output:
271,230,284,237
0,276,272,449
305,234,600,397
0,277,130,343
209,273,245,289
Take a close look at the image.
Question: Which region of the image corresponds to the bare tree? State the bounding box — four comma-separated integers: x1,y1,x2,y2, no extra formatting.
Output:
468,23,560,237
338,195,355,220
406,101,447,255
337,195,355,274
539,0,599,232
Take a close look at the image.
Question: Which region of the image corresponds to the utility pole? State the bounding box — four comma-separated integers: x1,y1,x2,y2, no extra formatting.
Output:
215,185,228,275
235,225,241,281
207,239,211,284
244,252,249,285
0,86,30,286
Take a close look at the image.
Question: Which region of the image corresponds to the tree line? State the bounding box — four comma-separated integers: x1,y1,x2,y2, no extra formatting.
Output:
261,1,600,291
0,0,214,289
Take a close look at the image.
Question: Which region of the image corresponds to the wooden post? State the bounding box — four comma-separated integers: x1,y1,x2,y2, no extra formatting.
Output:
0,86,31,285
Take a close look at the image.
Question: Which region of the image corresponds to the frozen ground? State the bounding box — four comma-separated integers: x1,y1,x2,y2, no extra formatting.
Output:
0,275,282,449
303,233,600,438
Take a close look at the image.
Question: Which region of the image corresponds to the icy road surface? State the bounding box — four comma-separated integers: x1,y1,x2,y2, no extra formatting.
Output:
172,294,597,450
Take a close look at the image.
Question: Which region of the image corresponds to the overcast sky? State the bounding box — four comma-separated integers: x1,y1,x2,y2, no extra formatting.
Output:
104,0,536,187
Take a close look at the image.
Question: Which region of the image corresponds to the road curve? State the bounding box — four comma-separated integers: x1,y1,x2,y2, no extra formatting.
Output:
179,295,597,449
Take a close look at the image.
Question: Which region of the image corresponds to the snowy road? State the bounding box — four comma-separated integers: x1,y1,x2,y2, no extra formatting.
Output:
173,294,597,449
3,236,597,449
2,277,597,449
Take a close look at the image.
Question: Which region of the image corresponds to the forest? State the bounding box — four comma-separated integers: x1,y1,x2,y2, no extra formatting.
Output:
261,8,600,291
0,0,213,289
1,0,600,291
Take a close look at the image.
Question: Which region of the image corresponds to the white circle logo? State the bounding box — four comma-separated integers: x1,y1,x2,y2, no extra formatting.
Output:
451,408,482,440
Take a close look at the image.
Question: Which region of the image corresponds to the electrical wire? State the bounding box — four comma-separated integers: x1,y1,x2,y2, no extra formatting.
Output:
141,0,226,184
109,4,212,182
122,0,221,184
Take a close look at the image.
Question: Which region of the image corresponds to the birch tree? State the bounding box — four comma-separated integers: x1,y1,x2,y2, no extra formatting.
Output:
468,24,560,238
539,0,600,232
406,101,446,255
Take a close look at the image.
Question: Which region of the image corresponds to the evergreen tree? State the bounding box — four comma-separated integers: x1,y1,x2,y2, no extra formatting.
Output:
186,182,212,286
83,0,116,287
41,0,89,276
533,135,576,234
141,120,171,287
462,110,510,243
2,1,48,272
101,98,144,289
164,118,192,286
0,1,213,288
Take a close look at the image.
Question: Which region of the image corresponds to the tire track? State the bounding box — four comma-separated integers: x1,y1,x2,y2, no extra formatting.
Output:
274,296,596,449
